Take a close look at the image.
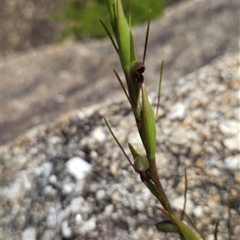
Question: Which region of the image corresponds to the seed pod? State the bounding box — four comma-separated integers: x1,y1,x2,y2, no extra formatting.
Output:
155,219,179,233
133,155,149,173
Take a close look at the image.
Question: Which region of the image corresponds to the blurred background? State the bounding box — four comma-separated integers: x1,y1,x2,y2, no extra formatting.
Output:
2,0,238,145
2,0,184,55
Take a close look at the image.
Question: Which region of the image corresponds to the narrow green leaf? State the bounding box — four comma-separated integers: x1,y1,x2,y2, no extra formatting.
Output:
116,0,131,70
181,211,206,240
169,214,199,240
155,219,179,233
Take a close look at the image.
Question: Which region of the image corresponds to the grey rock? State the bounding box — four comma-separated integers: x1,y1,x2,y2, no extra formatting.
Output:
1,52,239,240
104,204,114,216
62,182,75,195
80,217,97,234
96,189,106,200
46,207,58,228
223,133,240,151
91,126,107,142
65,157,92,180
61,221,72,239
3,171,31,201
224,155,240,170
44,185,57,196
171,195,194,213
219,119,239,136
193,206,204,218
70,197,84,213
21,227,36,240
39,230,56,240
34,162,53,178
48,175,57,185
169,102,186,120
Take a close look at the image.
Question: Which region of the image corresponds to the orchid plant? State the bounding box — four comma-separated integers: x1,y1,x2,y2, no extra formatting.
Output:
101,0,220,239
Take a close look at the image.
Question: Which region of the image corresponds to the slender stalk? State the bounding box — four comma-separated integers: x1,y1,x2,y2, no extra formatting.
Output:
148,157,173,214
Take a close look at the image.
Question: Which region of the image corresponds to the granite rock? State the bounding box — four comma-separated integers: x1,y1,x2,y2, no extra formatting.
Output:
1,53,239,240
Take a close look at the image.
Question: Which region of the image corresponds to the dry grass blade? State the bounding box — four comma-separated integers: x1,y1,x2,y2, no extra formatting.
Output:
113,69,130,101
99,19,118,53
113,69,140,120
214,220,219,240
103,117,133,166
156,61,164,118
143,10,151,64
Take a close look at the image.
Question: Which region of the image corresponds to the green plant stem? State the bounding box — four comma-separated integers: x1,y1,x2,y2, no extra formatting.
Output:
149,157,173,214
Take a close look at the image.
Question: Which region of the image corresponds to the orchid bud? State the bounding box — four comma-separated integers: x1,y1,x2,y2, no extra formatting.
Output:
133,155,149,173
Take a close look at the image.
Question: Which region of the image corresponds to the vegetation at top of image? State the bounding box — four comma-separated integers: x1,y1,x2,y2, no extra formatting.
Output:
51,0,165,40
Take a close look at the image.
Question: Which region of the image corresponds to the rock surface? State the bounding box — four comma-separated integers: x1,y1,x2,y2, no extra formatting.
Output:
2,53,239,240
2,0,239,145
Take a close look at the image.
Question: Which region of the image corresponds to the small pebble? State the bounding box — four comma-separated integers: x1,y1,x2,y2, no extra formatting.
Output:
66,157,92,180
223,134,240,151
169,102,187,120
70,197,83,213
96,189,106,200
62,182,75,195
80,217,97,234
21,227,36,240
91,126,106,142
224,155,240,170
193,206,204,217
46,207,58,228
172,195,194,213
34,162,53,178
219,119,239,136
61,221,72,239
104,204,114,216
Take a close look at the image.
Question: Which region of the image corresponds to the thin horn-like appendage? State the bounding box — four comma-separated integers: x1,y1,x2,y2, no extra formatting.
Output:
104,117,133,166
214,220,219,240
99,19,118,53
143,9,151,64
156,61,164,118
113,69,129,100
113,69,140,120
